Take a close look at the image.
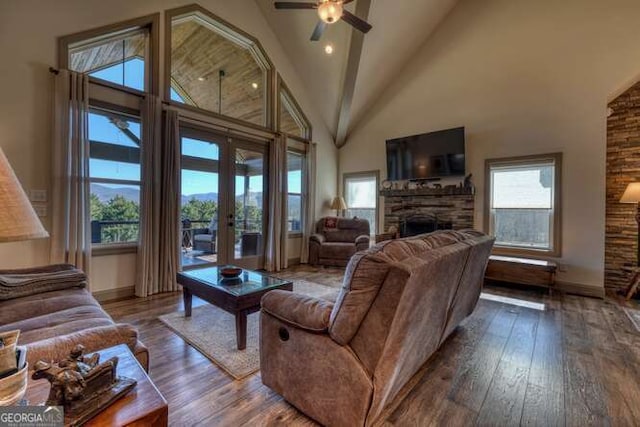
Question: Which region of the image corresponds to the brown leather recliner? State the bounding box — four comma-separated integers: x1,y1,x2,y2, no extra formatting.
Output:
260,230,495,427
309,217,370,267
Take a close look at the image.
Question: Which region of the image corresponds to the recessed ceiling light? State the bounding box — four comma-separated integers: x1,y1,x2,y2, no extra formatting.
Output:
251,82,259,89
197,76,206,82
324,44,334,55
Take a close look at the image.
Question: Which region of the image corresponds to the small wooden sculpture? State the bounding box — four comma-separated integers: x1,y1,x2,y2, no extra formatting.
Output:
32,345,136,426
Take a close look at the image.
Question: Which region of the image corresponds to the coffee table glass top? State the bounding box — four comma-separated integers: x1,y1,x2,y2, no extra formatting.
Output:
178,265,291,297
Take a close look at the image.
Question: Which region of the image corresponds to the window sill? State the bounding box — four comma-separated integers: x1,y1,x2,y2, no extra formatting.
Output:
92,244,138,257
491,245,560,259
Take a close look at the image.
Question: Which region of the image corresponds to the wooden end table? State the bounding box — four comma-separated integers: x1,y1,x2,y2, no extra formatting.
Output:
25,344,168,426
176,265,293,350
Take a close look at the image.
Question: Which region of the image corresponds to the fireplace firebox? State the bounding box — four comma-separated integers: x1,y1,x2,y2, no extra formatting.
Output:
400,215,453,238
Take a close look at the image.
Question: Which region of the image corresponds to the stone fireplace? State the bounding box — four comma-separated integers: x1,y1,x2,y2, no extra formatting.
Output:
380,187,474,236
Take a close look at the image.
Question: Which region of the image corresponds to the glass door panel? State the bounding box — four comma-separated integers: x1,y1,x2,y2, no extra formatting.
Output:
230,145,266,269
180,135,221,269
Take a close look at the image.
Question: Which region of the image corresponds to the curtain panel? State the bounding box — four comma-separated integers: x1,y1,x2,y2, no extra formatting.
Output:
135,95,163,297
300,142,317,264
265,135,289,271
50,70,92,279
154,110,182,294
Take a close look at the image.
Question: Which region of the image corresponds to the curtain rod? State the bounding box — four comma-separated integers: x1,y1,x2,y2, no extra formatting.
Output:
162,102,277,142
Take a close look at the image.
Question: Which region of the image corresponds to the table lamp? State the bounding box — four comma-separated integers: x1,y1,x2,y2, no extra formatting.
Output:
620,182,640,266
0,147,48,242
330,196,347,217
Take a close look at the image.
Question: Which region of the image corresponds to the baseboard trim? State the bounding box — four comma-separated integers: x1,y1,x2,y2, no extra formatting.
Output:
556,280,605,299
288,257,301,266
93,286,135,303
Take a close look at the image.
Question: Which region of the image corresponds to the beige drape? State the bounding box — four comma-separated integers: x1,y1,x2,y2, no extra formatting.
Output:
135,95,162,297
265,135,288,272
154,110,181,293
50,70,92,279
300,142,317,263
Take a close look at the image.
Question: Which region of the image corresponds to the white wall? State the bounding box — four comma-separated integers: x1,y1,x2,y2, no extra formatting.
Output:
0,0,336,292
340,0,640,290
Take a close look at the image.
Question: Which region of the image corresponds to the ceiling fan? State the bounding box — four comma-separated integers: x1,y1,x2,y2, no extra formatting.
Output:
274,0,372,41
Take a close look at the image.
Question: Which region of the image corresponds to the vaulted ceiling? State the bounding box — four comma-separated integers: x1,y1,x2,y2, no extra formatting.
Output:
256,0,460,146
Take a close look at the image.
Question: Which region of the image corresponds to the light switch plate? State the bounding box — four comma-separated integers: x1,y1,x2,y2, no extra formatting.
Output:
30,189,47,202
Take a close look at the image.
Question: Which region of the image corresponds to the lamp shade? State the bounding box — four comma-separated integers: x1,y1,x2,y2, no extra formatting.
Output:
620,182,640,203
0,148,48,242
330,196,347,211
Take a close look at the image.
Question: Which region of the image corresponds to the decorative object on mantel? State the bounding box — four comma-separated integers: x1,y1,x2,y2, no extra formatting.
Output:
31,345,136,427
463,173,474,190
620,182,640,266
330,196,347,217
0,330,28,406
381,180,392,190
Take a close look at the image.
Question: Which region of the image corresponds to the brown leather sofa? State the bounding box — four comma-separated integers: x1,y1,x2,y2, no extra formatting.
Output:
0,265,149,371
309,217,370,267
260,230,494,427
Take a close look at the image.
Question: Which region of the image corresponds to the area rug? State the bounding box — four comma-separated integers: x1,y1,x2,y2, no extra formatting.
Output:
624,306,640,332
158,280,340,380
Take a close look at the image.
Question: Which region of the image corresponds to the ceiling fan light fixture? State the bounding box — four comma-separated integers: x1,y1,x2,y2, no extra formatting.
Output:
317,1,343,24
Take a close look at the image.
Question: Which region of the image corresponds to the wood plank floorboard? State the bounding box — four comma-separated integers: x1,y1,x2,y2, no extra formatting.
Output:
102,265,640,426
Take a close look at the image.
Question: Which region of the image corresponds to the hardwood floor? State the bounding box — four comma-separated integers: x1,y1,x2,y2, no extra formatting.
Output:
103,266,640,426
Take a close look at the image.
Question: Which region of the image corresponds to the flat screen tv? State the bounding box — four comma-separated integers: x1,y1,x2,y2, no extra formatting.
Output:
386,127,465,180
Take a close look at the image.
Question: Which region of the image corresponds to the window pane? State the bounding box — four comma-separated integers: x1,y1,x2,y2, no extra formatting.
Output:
280,93,306,138
492,165,553,209
346,177,377,209
89,110,141,181
287,152,303,232
287,152,303,194
490,161,556,250
493,209,551,249
288,195,302,232
69,31,146,91
171,14,267,126
90,183,140,244
345,175,377,233
235,149,265,259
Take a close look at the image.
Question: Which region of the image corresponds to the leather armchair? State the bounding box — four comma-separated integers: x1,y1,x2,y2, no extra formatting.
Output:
261,230,495,427
309,217,370,267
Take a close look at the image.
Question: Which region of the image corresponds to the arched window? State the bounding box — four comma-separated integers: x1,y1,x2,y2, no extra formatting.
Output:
167,6,273,128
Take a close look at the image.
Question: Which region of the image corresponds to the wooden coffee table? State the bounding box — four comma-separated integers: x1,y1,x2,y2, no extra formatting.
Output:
176,265,293,350
25,344,168,426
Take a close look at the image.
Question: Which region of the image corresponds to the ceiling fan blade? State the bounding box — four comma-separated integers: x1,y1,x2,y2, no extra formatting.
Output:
274,2,317,9
310,21,327,41
341,10,372,33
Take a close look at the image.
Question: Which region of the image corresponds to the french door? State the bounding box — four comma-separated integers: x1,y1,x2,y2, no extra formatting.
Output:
179,126,267,270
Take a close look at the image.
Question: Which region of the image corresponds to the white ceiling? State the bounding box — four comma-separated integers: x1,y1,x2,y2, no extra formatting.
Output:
256,0,460,144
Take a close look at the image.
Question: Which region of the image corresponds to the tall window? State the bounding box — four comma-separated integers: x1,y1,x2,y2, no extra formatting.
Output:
67,28,149,92
88,109,141,245
485,153,562,256
344,172,379,235
279,81,311,140
287,151,304,234
168,8,272,127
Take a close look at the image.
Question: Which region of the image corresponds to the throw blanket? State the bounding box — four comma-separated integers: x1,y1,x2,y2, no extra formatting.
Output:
0,264,87,301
